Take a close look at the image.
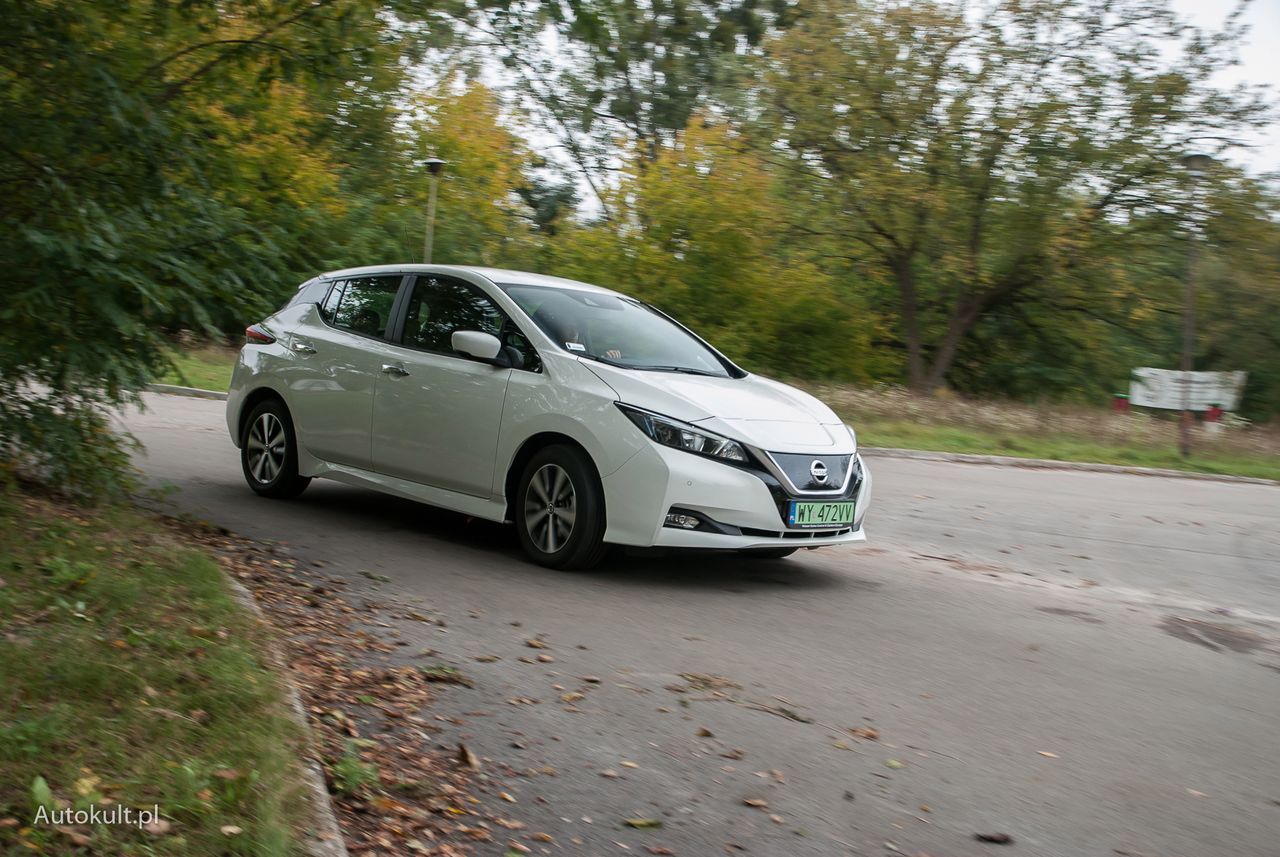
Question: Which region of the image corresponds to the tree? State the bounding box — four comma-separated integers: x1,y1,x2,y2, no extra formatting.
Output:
765,0,1273,391
551,118,881,380
0,0,446,494
469,0,791,216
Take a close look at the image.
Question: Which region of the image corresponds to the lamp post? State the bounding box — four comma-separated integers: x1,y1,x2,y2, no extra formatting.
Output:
423,157,446,264
1178,153,1214,459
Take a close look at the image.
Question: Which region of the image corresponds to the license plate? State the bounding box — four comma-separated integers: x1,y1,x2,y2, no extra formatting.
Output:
787,501,855,528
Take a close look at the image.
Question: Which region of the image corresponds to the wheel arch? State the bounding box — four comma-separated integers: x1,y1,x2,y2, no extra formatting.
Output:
503,432,602,523
237,387,289,444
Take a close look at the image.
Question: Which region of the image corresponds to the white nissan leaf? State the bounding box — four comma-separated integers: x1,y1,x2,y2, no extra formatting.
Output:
226,265,872,569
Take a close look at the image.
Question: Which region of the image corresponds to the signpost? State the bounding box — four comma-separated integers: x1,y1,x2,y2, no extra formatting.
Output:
1128,369,1247,412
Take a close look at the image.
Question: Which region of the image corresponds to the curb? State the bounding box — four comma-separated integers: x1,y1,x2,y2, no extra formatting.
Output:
861,447,1279,487
221,574,349,857
141,385,1274,488
145,383,228,400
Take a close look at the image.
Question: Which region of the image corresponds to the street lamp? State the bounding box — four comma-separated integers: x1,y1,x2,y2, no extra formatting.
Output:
423,157,446,264
1178,153,1214,458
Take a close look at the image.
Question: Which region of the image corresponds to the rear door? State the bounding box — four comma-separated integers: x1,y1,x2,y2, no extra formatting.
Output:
285,274,407,469
371,274,516,497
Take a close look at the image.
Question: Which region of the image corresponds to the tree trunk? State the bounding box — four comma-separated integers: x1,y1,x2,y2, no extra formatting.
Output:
892,255,926,390
922,296,983,390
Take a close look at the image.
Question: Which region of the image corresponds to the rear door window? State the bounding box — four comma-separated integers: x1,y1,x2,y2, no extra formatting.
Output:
320,276,402,339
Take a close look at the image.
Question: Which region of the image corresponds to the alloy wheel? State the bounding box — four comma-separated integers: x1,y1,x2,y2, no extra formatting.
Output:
246,412,286,484
524,463,577,554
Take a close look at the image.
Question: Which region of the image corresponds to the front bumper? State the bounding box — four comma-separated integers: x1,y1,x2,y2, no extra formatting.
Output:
600,443,872,549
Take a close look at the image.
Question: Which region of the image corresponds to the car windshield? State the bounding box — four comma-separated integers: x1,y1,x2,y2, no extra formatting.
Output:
500,284,732,377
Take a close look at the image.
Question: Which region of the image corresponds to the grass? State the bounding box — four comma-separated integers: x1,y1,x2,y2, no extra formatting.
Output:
159,344,239,393
808,383,1280,481
156,341,1278,481
853,419,1280,480
0,485,305,856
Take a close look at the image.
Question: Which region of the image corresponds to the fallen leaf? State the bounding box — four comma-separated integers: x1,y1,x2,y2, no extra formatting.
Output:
697,728,714,738
769,769,785,784
220,825,243,836
474,655,500,663
646,848,674,855
849,726,879,740
769,814,784,824
561,691,584,703
55,826,92,846
743,799,768,809
721,748,745,760
531,832,553,842
1038,751,1058,758
600,769,620,778
458,743,480,770
620,761,639,768
884,759,905,769
537,654,554,663
624,817,663,829
525,639,548,649
142,819,171,835
974,832,1014,844
499,792,516,802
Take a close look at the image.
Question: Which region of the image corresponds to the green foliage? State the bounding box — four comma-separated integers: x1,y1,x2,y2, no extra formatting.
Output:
0,487,302,855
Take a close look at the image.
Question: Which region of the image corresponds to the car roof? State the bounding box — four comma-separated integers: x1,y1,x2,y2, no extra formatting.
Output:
317,264,623,297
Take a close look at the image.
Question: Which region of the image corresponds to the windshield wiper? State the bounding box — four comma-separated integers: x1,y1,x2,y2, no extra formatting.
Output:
628,364,722,376
578,354,723,376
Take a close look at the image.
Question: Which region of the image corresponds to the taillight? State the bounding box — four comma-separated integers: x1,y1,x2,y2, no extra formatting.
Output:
245,324,276,345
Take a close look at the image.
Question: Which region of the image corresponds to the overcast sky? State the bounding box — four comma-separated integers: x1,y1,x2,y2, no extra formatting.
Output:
1171,0,1278,174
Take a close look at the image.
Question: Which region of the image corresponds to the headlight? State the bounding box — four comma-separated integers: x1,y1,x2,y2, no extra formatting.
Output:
616,404,750,464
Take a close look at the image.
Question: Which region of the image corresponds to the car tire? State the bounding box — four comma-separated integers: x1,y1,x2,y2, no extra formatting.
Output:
516,444,608,570
745,547,798,559
240,399,311,499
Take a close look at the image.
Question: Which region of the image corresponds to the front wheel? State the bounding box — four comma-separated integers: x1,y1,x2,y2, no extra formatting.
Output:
516,444,608,570
240,399,311,499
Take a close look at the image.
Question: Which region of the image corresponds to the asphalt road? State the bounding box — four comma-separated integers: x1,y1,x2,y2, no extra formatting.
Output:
121,393,1280,857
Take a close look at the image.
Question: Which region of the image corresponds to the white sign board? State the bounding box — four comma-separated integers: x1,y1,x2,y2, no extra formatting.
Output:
1129,369,1246,411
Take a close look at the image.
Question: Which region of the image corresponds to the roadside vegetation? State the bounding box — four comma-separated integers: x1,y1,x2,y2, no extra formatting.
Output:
160,342,240,393
0,482,304,855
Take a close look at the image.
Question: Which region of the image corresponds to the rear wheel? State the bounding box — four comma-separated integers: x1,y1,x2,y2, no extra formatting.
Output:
516,445,608,570
240,399,311,499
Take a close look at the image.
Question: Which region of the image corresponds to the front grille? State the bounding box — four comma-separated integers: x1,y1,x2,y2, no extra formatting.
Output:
760,456,863,529
768,452,853,492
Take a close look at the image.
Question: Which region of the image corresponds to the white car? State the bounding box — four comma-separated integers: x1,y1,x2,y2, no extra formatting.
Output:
226,265,871,569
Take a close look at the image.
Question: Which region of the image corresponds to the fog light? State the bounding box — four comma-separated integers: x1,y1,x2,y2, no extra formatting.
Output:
664,512,700,530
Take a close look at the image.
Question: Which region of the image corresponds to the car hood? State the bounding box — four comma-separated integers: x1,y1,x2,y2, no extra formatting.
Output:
583,362,852,453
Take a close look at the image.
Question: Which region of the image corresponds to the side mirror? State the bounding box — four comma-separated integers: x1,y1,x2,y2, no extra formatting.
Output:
452,330,503,363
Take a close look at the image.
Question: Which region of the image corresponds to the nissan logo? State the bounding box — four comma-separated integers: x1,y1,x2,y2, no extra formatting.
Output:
809,459,829,485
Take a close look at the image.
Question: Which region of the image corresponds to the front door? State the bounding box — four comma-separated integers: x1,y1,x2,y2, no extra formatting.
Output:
372,275,513,497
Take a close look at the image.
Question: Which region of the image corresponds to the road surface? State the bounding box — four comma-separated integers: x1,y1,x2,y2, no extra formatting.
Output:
121,393,1280,857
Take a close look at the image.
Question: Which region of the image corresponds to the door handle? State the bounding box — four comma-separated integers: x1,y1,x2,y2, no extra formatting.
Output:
291,340,317,354
381,363,410,377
